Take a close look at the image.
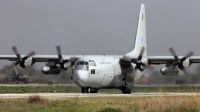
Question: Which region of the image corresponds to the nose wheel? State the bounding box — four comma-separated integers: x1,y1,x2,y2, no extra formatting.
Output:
86,87,91,93
81,87,86,93
81,87,98,93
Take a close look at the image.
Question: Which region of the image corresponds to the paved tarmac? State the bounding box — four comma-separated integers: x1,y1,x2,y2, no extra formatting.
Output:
0,93,199,98
0,84,200,87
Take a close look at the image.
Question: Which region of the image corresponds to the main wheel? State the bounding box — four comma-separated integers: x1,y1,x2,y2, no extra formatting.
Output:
81,87,86,93
122,85,131,94
91,89,98,93
86,87,91,93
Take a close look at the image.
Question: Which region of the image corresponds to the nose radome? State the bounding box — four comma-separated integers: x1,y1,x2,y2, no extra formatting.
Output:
74,70,89,87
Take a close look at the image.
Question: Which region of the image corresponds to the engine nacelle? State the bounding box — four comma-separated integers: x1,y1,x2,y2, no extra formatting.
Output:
41,66,61,75
59,56,72,70
24,57,35,67
63,61,71,70
160,67,179,76
183,58,191,68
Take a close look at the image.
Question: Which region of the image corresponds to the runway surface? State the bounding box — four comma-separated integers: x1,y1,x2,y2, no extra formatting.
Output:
0,84,200,87
0,93,199,98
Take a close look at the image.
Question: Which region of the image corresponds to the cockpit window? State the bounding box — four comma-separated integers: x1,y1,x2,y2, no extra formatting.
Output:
90,63,96,66
80,61,84,65
85,62,88,65
89,60,97,66
74,61,89,71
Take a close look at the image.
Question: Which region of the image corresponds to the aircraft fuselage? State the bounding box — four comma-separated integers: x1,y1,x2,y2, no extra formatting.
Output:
72,57,126,89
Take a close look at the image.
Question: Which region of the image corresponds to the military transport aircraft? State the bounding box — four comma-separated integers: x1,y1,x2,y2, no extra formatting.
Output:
0,4,199,94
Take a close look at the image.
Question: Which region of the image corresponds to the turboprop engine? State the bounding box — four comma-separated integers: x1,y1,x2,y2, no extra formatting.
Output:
6,46,36,68
160,67,179,76
41,66,61,75
41,46,74,76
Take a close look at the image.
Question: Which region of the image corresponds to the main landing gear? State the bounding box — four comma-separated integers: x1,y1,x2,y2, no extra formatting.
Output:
81,87,98,93
121,84,131,94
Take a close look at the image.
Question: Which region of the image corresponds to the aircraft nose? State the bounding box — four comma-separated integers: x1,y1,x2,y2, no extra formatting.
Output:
73,70,89,87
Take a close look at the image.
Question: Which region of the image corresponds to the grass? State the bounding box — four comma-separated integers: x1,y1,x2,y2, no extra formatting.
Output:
0,94,200,112
0,85,199,93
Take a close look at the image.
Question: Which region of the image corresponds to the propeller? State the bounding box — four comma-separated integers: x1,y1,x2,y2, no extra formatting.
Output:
123,46,147,71
6,46,35,68
54,46,68,78
168,47,194,77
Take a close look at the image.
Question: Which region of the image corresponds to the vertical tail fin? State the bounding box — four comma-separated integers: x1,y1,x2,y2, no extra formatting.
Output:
127,4,147,56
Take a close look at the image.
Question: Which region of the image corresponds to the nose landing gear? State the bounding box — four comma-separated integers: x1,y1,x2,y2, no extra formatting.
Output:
81,87,98,93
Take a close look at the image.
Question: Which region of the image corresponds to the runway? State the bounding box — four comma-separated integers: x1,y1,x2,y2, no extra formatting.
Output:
0,84,200,87
0,93,199,98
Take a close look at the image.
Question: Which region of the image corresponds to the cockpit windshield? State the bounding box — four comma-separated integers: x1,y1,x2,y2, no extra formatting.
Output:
74,60,97,71
89,60,96,66
85,62,89,65
80,61,84,65
76,61,89,65
74,61,90,71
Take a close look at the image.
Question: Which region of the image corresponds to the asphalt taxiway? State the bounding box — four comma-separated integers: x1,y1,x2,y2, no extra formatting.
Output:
0,93,199,98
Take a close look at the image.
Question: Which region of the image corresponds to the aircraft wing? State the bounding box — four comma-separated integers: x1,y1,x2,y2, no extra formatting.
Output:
0,55,80,62
0,55,123,62
147,56,200,64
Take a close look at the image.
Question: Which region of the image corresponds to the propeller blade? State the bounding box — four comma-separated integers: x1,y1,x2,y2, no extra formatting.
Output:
129,70,136,79
15,61,20,65
56,46,62,57
169,47,176,57
138,46,145,60
26,51,36,58
26,73,31,76
165,65,175,71
61,69,66,79
45,62,55,66
146,65,154,71
12,46,19,55
181,51,194,61
182,68,190,77
5,64,15,70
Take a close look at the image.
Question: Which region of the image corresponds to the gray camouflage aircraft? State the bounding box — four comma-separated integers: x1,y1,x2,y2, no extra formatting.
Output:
0,4,199,94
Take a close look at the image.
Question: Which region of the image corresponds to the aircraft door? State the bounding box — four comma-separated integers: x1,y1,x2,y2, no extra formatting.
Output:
87,60,102,87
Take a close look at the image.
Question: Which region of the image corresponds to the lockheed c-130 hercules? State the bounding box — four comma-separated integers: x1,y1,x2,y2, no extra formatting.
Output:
0,4,200,94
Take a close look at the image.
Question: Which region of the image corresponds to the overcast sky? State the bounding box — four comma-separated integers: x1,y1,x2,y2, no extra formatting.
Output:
0,0,200,71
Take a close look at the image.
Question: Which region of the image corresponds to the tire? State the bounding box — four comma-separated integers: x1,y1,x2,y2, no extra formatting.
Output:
86,87,91,93
121,85,131,94
91,89,98,93
81,87,85,93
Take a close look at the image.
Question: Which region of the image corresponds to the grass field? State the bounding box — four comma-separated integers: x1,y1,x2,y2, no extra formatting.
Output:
0,95,200,112
0,86,200,111
0,85,199,93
